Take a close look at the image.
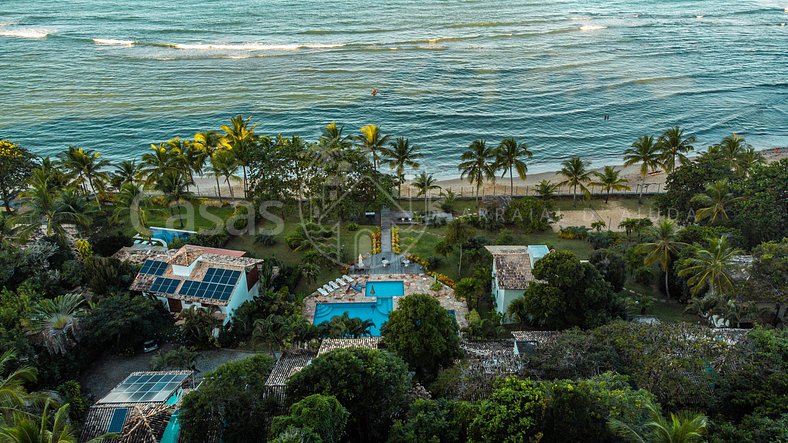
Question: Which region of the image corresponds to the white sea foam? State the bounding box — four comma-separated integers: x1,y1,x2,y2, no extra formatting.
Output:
580,25,607,31
0,27,53,39
696,15,704,19
569,16,592,21
93,38,135,46
172,42,344,51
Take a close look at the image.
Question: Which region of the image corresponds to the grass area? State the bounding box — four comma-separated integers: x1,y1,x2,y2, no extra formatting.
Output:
624,279,696,323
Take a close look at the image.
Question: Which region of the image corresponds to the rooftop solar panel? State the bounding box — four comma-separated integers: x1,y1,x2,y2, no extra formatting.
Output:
139,260,168,276
107,408,128,433
204,268,241,286
149,277,180,294
100,373,190,404
178,279,234,301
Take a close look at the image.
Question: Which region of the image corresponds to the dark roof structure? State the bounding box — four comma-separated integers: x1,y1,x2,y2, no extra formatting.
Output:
80,371,193,443
484,246,534,290
265,349,316,387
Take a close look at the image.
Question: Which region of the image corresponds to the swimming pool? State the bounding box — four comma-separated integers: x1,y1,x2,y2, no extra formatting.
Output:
365,280,404,297
149,227,195,245
313,298,394,336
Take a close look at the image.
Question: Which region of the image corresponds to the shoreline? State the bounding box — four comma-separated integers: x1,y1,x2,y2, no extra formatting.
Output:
189,147,786,200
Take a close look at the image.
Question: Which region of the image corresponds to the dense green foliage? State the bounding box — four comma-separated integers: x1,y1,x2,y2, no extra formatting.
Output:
270,394,349,443
179,355,276,443
285,348,412,443
388,399,478,443
382,293,462,381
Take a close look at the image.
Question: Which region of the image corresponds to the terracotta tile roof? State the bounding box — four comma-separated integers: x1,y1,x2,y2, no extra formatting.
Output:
461,340,513,359
80,403,175,443
265,349,316,387
485,246,533,290
317,337,382,356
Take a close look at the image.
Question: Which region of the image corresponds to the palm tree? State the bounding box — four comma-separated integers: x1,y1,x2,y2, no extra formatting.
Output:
445,218,475,274
193,130,225,198
26,293,85,355
0,350,37,412
0,212,20,247
166,137,198,193
13,175,91,240
608,403,707,443
220,114,258,198
458,140,496,208
589,166,630,203
210,149,240,199
141,143,180,188
381,137,422,197
635,220,687,298
58,146,110,203
155,170,195,228
689,180,742,225
495,137,533,197
678,236,742,296
558,156,592,206
534,180,558,199
734,147,765,176
412,172,441,214
624,135,662,204
656,127,695,174
110,160,141,190
111,183,156,238
356,124,391,172
298,262,320,283
717,133,749,170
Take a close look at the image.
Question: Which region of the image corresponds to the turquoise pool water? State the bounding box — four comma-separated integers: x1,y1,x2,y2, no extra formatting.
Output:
365,281,404,297
314,299,394,336
148,227,194,245
528,245,550,268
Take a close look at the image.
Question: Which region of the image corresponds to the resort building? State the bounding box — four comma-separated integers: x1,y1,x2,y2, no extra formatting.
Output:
484,245,550,323
129,245,264,327
80,370,194,443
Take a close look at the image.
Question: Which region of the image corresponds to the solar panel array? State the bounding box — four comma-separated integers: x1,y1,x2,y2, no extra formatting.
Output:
178,280,234,301
204,268,242,286
100,373,190,404
149,277,180,294
139,260,168,276
107,408,128,433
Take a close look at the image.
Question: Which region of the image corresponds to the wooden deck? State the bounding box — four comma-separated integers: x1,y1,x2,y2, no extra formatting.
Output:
352,251,424,275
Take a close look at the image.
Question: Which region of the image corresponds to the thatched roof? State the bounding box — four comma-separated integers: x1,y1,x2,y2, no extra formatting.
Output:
265,350,316,387
317,337,382,356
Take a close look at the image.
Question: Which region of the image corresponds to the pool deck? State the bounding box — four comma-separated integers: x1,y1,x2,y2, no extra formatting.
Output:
303,273,468,329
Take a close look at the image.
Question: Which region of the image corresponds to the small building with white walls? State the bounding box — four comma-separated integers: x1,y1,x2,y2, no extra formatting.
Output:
484,245,550,323
130,245,263,329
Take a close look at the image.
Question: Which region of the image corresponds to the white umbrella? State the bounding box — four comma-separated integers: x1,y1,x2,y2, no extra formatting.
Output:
358,254,364,265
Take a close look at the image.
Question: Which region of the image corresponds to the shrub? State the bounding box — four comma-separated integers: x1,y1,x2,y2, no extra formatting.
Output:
187,230,230,248
255,233,277,245
347,222,359,232
270,394,349,443
587,231,617,249
558,226,589,240
495,229,514,245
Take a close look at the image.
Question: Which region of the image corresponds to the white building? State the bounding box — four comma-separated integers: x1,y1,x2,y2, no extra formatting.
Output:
484,245,550,323
130,245,264,327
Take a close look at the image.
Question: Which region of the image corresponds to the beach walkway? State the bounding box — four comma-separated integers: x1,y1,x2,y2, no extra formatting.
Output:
380,207,392,254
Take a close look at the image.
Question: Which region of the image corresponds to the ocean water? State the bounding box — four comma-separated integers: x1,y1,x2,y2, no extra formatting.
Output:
1,0,786,176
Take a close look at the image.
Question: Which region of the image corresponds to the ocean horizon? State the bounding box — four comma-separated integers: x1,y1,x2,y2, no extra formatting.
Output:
1,0,786,177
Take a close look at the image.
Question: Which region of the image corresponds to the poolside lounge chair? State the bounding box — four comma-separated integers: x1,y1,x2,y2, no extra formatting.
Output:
322,284,333,293
317,287,329,296
342,275,354,283
335,278,347,286
329,281,340,290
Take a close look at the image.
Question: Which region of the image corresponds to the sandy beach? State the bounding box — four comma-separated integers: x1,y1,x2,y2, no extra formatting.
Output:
189,148,786,200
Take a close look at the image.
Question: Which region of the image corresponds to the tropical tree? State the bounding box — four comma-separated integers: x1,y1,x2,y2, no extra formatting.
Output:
734,147,765,176
624,135,662,204
656,127,695,174
154,170,195,228
193,130,226,198
445,219,475,274
0,350,37,412
458,140,496,208
355,124,390,172
210,149,240,199
111,183,156,238
26,293,85,355
412,172,441,214
182,139,208,195
13,174,91,240
58,146,110,203
381,137,421,197
0,140,37,213
558,156,592,206
590,166,630,203
220,114,258,198
141,143,180,188
608,403,707,443
689,180,742,224
678,236,742,296
534,180,558,199
635,220,687,298
0,400,97,443
495,137,532,198
110,160,141,190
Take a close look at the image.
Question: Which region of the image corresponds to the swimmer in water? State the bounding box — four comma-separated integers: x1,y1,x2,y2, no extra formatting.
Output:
372,88,378,96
